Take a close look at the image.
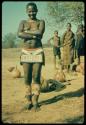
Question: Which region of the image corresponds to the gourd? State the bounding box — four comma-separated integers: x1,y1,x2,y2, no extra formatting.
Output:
8,67,15,72
54,69,66,82
11,66,21,78
76,65,81,72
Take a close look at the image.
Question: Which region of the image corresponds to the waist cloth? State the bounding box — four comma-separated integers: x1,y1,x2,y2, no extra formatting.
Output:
20,48,45,65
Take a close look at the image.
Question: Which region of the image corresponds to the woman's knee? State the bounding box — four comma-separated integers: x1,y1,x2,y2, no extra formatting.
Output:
33,73,40,84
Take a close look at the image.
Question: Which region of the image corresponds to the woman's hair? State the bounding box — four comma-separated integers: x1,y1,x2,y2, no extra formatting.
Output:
54,30,58,33
67,23,71,27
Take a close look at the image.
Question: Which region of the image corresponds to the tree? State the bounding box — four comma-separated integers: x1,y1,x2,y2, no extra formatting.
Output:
2,33,17,48
47,2,84,26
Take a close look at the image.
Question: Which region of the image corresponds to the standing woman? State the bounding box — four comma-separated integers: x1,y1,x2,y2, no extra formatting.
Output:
17,2,45,111
62,23,75,72
75,24,84,64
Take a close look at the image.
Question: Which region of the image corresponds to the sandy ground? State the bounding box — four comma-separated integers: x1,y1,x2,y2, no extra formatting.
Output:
2,48,84,123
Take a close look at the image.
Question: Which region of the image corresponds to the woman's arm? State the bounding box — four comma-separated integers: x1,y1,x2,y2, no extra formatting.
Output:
17,20,35,39
25,20,45,38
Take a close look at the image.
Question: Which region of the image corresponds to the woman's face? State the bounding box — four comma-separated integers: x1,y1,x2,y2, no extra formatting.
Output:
54,32,58,36
67,24,71,31
26,5,37,20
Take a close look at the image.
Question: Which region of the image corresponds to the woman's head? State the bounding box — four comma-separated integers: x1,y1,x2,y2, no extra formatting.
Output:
67,23,71,31
26,2,38,20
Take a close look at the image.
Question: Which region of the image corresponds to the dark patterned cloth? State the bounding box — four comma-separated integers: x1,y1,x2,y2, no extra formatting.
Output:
62,30,75,66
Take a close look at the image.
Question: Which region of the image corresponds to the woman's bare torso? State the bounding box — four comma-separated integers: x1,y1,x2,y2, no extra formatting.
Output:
23,20,42,48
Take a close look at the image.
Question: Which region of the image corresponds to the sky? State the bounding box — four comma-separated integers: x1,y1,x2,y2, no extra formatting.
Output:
2,1,55,43
2,1,84,43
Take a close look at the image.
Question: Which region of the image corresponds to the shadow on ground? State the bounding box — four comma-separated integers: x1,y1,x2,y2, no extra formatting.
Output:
39,88,84,106
63,115,84,123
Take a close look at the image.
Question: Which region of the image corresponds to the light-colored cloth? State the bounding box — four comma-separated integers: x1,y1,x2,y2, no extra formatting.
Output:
20,48,44,63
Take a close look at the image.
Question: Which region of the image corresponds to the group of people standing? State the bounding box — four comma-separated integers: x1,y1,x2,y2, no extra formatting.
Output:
48,23,84,71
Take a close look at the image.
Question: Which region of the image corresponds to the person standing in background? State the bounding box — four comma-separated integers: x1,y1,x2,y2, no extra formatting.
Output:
62,23,75,72
48,30,61,70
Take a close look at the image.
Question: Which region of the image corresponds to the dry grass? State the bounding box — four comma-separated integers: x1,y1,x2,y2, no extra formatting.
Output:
2,48,84,123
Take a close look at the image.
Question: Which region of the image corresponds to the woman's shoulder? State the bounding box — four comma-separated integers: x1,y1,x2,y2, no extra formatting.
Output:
19,20,27,25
